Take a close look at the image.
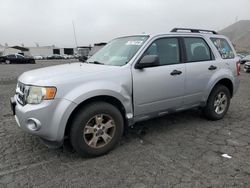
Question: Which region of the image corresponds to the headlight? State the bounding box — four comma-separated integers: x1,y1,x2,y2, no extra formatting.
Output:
26,86,56,104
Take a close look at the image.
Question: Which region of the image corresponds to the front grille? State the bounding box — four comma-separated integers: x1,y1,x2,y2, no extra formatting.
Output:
16,82,27,105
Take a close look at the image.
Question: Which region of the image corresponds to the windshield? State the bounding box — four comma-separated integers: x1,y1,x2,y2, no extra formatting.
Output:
87,36,148,66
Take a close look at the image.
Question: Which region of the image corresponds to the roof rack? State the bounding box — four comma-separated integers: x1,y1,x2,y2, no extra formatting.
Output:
171,28,218,35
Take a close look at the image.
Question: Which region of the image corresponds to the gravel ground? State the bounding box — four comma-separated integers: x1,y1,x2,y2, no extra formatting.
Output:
0,61,249,188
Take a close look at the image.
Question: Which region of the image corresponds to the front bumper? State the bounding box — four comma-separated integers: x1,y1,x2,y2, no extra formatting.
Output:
11,95,77,143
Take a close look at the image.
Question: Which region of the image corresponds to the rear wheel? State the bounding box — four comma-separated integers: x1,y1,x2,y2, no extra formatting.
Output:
70,102,124,157
203,85,231,120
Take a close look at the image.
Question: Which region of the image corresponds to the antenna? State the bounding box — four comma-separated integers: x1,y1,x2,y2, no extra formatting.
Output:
72,21,78,48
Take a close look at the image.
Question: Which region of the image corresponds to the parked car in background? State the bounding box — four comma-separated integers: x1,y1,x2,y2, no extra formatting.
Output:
47,54,64,60
78,55,88,62
244,62,250,72
237,53,245,60
240,55,250,64
63,55,75,59
0,54,35,64
34,55,44,60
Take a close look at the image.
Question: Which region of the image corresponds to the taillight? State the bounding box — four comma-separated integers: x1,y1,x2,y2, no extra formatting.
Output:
236,61,241,76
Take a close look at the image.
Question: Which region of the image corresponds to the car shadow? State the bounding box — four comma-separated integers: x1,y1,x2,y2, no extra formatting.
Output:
122,108,205,144
59,108,206,158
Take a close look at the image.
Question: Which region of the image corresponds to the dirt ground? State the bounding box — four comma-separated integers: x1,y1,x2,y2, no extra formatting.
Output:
0,60,249,188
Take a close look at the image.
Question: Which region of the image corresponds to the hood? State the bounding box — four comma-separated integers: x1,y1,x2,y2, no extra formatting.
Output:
18,62,120,85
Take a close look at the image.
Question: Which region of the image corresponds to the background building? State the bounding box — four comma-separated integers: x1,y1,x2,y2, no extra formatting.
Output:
0,45,78,57
28,46,77,57
0,42,106,58
28,46,55,57
77,46,91,57
88,43,107,57
0,46,29,56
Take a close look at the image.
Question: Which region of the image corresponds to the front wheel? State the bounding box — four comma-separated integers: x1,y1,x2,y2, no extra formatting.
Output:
203,85,231,120
70,102,124,157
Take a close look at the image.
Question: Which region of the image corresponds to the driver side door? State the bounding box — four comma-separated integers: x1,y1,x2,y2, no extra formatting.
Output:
132,37,185,118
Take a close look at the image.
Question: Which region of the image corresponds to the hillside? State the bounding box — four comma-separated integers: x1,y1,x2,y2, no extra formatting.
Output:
219,20,250,53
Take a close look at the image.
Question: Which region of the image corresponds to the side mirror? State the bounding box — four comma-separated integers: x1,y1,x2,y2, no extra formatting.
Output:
135,55,160,69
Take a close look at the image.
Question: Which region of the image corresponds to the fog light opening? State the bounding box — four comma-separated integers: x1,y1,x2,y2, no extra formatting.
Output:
27,118,41,131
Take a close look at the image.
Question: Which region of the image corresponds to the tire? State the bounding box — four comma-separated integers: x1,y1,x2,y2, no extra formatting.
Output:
5,60,10,64
203,85,231,120
70,102,124,157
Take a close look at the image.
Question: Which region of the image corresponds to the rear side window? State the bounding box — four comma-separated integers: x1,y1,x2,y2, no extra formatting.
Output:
184,37,212,62
210,38,235,59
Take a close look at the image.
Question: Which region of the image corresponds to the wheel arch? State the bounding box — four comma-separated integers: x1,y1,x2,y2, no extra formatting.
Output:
205,78,234,105
64,95,128,138
214,78,233,97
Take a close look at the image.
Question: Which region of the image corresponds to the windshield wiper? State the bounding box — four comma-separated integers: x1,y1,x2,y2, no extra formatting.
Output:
88,61,104,65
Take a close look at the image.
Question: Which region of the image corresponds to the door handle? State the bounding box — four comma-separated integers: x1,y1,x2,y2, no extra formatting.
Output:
170,70,182,76
208,65,217,70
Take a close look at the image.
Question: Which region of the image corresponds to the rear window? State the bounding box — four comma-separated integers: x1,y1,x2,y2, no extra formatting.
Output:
210,38,235,59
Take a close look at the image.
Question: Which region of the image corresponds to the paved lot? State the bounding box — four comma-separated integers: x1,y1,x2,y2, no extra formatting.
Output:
0,61,249,187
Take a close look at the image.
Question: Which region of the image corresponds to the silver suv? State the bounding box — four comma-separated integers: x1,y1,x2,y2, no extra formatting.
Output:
10,28,240,157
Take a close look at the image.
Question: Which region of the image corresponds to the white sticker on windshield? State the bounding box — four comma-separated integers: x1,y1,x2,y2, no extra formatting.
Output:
126,41,143,46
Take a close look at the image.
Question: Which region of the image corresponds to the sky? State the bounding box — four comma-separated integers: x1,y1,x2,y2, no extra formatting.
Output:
0,0,250,47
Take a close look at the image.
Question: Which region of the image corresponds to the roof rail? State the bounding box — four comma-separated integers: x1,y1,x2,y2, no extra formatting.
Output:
171,28,218,34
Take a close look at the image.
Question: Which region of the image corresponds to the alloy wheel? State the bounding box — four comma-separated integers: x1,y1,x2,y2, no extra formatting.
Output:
214,92,228,115
83,114,116,148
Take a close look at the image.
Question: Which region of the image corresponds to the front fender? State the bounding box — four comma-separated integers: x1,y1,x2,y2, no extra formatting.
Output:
63,80,133,118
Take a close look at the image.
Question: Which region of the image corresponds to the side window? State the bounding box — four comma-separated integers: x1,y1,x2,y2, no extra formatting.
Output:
210,38,235,59
17,54,24,59
8,55,16,58
184,37,212,62
143,38,180,65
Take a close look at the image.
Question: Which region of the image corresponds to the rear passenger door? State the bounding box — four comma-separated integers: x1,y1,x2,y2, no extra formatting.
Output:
183,37,217,107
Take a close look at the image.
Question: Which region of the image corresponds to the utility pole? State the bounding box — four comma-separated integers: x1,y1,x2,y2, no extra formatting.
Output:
72,21,78,48
72,21,78,56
